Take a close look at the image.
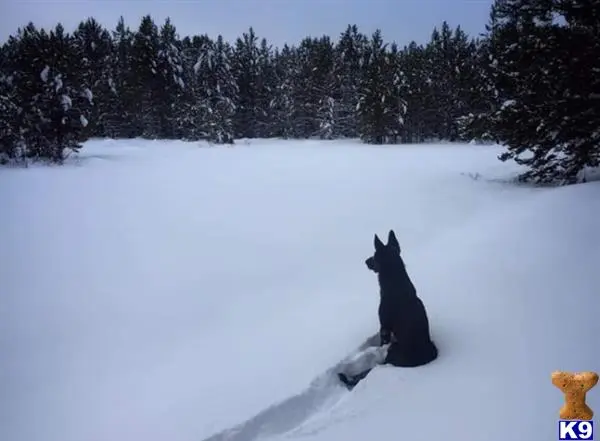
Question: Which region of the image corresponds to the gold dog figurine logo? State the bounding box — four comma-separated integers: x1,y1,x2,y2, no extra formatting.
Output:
552,371,598,440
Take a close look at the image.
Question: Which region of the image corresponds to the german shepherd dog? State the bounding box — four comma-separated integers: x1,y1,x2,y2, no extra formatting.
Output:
338,230,438,389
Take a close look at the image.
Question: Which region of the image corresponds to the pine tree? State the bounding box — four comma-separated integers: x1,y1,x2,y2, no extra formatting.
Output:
311,36,337,139
2,23,90,163
490,0,600,184
177,34,211,140
383,43,408,143
456,33,499,143
399,42,429,142
335,25,367,138
448,27,481,141
129,15,162,138
270,45,297,138
193,35,238,143
357,30,392,144
233,28,260,138
425,23,452,140
72,18,112,137
0,70,24,163
156,18,185,138
37,25,90,162
422,22,479,141
288,36,336,138
98,17,134,138
254,38,277,137
292,38,314,137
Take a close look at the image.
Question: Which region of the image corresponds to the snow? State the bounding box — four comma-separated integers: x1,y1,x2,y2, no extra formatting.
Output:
501,99,517,109
80,114,89,127
82,87,94,104
60,93,72,110
174,75,185,89
108,77,117,95
40,65,49,83
54,74,63,92
1,139,599,441
193,59,202,73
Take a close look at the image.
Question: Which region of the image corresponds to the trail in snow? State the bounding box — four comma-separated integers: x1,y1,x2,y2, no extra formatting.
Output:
200,334,381,441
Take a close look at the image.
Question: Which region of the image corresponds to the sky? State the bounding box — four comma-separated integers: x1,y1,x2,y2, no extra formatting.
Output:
0,0,493,48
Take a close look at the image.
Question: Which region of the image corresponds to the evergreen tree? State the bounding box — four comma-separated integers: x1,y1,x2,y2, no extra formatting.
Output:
1,23,90,163
399,41,430,142
383,43,408,143
357,30,393,144
425,22,453,140
178,34,212,140
448,27,481,141
335,25,367,138
72,18,112,137
233,28,260,138
456,33,499,143
489,0,600,184
311,36,337,139
94,17,133,138
193,35,238,143
423,22,479,141
270,45,297,138
0,70,23,163
129,15,161,138
36,24,90,162
156,18,185,138
290,36,337,138
254,38,277,137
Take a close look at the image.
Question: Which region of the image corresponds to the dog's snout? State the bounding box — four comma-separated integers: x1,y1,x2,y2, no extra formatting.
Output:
366,256,380,273
365,257,376,271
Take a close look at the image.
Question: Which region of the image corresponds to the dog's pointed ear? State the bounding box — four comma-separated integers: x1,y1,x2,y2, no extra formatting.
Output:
388,230,400,252
374,234,385,251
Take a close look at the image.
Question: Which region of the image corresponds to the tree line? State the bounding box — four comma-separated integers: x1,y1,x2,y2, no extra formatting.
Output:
0,0,598,184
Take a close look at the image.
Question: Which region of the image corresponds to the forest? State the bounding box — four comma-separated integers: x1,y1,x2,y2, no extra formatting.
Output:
0,0,599,184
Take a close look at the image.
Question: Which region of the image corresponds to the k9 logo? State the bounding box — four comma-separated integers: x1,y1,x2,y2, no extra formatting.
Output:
558,420,594,440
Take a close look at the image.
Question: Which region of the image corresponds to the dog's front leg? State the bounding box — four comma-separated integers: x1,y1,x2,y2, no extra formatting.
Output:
379,327,392,346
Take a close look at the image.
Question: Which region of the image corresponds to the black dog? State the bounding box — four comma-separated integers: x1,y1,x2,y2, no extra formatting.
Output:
368,230,438,367
339,230,438,389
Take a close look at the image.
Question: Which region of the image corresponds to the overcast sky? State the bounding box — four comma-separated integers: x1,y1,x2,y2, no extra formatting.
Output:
1,0,493,48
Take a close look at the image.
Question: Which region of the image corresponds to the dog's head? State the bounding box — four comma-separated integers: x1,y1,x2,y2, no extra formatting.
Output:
365,230,402,274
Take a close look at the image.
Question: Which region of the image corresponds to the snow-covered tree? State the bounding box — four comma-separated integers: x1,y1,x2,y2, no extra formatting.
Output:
334,25,367,138
156,18,186,138
193,35,238,143
129,15,161,138
0,23,90,163
0,72,24,163
72,18,112,136
270,45,297,138
255,38,277,137
232,28,260,138
490,0,600,184
357,30,393,144
30,64,89,162
176,34,211,140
